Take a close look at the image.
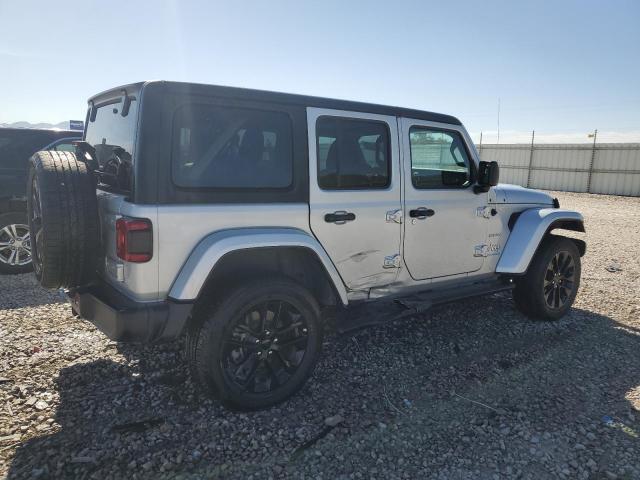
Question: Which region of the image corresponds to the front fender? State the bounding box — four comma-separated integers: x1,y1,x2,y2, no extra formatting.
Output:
496,208,584,274
168,227,349,305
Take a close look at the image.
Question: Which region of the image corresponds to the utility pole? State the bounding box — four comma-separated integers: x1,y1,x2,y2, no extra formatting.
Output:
479,131,483,158
497,98,501,144
526,130,535,188
586,129,598,193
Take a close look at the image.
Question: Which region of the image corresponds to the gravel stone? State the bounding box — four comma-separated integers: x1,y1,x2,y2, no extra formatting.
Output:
1,191,639,479
324,415,345,427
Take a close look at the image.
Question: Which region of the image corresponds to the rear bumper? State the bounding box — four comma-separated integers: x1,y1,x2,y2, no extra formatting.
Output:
68,283,192,343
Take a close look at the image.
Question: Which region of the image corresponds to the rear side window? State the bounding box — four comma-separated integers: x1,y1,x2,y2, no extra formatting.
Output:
409,127,472,189
316,116,390,190
171,104,293,189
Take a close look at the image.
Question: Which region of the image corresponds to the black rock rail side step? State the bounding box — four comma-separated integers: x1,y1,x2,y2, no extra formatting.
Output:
336,278,513,334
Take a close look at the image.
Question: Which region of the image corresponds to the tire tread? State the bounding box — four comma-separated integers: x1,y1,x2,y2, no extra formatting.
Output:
513,235,581,320
27,150,99,288
186,277,322,410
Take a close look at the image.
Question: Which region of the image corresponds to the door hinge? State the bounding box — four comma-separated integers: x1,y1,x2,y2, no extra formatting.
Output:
383,253,401,269
386,209,403,224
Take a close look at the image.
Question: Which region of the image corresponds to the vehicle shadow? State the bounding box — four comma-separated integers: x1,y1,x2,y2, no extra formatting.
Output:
0,273,66,309
5,296,640,479
4,340,192,479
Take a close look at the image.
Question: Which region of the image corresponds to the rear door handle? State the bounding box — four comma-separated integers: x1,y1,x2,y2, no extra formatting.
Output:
409,207,435,219
324,211,356,224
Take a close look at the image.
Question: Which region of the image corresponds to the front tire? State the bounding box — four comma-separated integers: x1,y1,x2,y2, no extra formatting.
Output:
188,277,323,410
513,235,581,320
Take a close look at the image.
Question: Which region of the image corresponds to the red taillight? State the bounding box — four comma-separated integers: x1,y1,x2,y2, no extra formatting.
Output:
116,217,153,263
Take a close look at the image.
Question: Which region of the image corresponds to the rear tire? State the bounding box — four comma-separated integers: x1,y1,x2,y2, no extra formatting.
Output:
0,212,33,274
27,150,99,289
187,277,323,410
513,235,581,320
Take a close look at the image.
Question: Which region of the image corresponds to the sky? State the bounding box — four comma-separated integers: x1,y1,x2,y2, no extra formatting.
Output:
1,0,639,143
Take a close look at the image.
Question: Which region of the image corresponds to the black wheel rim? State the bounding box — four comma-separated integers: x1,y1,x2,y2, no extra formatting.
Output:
30,177,44,275
221,299,310,394
544,251,575,309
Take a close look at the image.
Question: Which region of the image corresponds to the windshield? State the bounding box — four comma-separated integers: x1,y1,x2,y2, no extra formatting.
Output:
85,98,139,192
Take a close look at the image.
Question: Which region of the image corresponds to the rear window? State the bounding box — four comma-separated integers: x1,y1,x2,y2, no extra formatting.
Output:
171,104,293,189
85,98,139,191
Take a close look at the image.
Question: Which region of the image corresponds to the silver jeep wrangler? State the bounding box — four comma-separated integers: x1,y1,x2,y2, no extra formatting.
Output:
27,81,585,410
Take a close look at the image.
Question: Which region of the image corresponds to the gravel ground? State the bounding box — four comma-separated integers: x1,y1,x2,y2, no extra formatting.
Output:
1,191,639,480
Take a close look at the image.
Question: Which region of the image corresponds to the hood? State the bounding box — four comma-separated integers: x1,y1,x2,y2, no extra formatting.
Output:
492,184,555,205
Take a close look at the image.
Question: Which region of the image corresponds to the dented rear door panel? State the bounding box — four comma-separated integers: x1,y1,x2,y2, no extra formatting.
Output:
307,108,402,293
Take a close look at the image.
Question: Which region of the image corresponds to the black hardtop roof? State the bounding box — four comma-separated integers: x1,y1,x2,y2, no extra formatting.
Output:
89,80,462,126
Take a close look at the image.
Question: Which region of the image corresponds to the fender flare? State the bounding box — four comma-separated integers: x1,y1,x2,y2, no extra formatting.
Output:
496,208,585,275
168,227,349,305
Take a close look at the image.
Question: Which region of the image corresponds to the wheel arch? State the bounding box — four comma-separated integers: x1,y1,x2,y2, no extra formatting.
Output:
497,208,585,275
168,228,349,307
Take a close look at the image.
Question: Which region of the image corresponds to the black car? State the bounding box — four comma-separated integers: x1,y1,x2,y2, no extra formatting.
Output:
0,127,82,274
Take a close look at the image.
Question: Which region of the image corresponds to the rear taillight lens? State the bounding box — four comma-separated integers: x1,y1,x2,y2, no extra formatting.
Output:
116,217,153,263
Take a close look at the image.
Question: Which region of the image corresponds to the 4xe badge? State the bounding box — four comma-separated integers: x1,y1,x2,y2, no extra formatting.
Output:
474,242,501,257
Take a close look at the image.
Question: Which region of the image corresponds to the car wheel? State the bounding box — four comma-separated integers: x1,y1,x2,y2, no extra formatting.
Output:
27,150,99,288
188,277,323,410
513,235,581,320
0,212,33,274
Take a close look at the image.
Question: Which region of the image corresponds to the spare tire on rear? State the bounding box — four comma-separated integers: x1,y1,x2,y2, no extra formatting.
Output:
27,150,99,289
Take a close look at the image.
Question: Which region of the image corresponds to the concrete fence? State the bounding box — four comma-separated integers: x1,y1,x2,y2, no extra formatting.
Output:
477,143,640,197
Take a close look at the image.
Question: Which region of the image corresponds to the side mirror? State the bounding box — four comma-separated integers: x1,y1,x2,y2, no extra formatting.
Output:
475,161,499,193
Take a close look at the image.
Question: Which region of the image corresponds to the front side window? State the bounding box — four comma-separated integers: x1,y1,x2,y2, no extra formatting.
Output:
317,116,390,190
171,104,293,189
409,127,472,189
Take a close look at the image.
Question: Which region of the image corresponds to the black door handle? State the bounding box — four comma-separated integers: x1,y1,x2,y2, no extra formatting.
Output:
409,207,435,219
324,211,356,224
